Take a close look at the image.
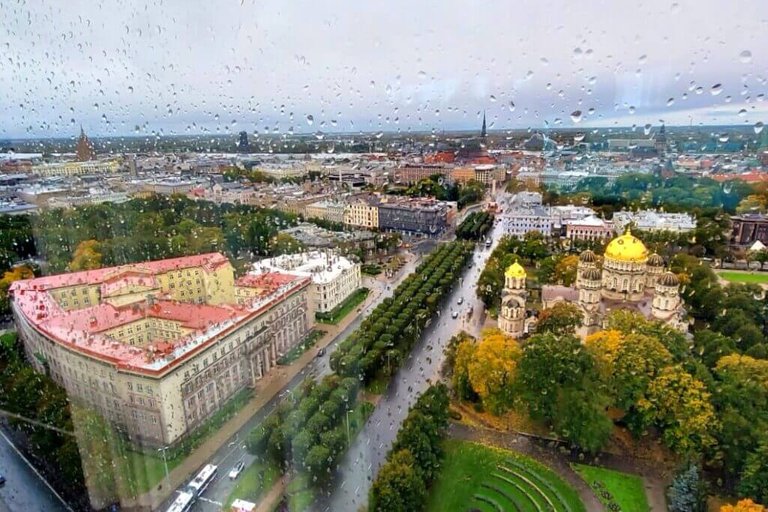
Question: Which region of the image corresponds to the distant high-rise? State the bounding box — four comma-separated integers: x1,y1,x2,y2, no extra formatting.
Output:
75,126,95,162
481,111,487,141
238,131,250,153
655,124,667,156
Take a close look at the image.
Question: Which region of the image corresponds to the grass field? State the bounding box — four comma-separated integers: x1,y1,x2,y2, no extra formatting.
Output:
117,388,253,495
427,440,585,512
718,271,768,284
315,288,370,325
224,459,280,509
572,464,649,512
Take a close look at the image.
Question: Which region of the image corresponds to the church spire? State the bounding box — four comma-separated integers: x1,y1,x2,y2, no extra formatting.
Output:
481,111,487,140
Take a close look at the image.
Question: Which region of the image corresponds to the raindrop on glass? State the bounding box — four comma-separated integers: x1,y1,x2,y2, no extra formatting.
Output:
755,122,765,135
570,110,582,123
710,84,723,96
739,50,752,64
306,115,314,126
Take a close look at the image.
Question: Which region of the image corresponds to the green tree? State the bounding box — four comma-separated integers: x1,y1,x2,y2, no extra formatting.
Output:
535,302,582,336
739,437,768,506
370,449,427,512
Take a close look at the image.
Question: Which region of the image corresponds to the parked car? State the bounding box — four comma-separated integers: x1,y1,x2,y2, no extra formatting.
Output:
316,347,326,357
229,461,245,480
451,310,459,319
457,297,464,305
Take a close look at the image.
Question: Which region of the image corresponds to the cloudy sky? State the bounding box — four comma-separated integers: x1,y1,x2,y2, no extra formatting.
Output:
1,0,766,138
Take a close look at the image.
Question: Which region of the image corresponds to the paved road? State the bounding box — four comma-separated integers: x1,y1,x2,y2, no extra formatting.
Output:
314,214,506,511
184,261,418,511
0,429,72,512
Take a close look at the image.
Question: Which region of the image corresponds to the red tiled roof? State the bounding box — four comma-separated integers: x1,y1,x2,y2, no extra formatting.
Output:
236,272,301,295
12,252,229,291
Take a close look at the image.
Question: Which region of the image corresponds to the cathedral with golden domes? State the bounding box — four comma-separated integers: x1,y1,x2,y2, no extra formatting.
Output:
498,229,687,338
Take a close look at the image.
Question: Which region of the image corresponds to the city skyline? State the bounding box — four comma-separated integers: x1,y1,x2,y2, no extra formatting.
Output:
1,0,766,138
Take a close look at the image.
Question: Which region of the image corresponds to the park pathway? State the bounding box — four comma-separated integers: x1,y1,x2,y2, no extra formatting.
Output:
449,422,667,512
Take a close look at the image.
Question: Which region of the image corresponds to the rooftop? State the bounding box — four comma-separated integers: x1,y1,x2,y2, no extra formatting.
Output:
10,253,310,376
253,251,357,285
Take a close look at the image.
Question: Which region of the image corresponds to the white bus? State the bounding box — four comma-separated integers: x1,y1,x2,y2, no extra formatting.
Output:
165,491,195,512
186,464,218,497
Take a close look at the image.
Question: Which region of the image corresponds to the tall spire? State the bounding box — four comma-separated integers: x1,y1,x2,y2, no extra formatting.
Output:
481,111,487,140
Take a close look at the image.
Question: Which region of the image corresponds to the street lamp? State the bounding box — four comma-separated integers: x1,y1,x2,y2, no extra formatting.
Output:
345,409,352,447
157,446,170,485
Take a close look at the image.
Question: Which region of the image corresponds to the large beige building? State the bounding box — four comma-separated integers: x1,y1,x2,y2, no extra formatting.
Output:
10,253,313,447
253,251,361,313
31,160,120,177
344,198,379,229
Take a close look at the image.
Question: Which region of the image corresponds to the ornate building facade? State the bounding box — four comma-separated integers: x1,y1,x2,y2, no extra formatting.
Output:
542,229,686,335
498,261,527,338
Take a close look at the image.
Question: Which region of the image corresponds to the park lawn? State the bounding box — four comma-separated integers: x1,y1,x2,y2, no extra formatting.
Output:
315,288,370,325
285,473,314,512
426,440,585,512
224,459,281,509
572,463,650,512
718,271,768,284
116,445,184,497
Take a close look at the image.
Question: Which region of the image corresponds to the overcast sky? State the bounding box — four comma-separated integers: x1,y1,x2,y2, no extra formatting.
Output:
1,0,766,138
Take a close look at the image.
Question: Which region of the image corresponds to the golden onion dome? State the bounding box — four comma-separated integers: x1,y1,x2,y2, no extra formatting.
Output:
604,228,649,263
505,261,527,279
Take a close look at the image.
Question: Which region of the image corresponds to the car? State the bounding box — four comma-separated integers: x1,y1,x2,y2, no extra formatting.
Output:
457,297,464,305
316,347,326,357
229,461,245,480
451,311,459,319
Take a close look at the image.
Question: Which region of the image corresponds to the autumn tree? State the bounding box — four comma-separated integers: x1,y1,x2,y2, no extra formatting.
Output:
586,330,673,411
464,329,521,414
535,302,583,336
0,264,35,315
553,254,579,286
69,239,103,271
637,365,718,456
720,500,767,512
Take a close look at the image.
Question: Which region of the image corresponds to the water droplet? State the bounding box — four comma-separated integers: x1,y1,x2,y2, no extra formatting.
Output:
570,110,582,123
508,101,516,112
739,50,752,64
738,109,748,117
638,54,647,65
489,95,497,103
755,122,765,135
643,123,652,135
306,115,314,126
710,84,723,96
628,106,636,114
573,47,583,58
574,133,585,142
314,131,325,140
718,133,729,143
417,70,426,80
666,97,675,107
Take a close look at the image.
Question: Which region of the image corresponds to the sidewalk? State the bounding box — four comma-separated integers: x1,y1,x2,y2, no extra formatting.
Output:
125,259,409,511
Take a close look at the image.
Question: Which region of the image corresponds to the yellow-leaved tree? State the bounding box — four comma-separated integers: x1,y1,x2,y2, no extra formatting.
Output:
466,328,521,414
721,499,767,512
637,365,718,456
69,239,103,271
